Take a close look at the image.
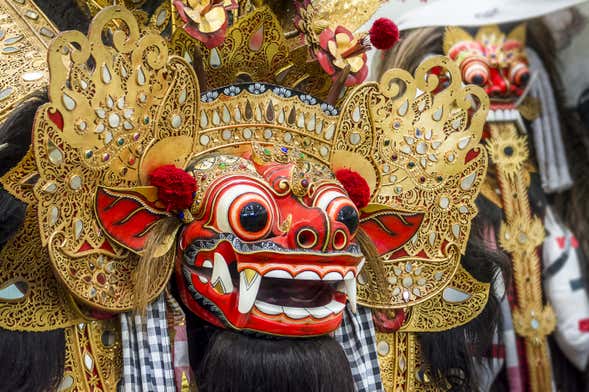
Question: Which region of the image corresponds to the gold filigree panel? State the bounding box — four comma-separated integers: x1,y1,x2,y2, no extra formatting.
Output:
0,0,58,121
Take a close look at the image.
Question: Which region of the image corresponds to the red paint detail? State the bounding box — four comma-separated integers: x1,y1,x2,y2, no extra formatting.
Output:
77,241,93,253
100,239,116,253
556,236,566,250
579,318,589,332
335,168,371,208
465,148,480,163
369,18,399,50
360,211,423,256
47,108,64,130
95,187,168,253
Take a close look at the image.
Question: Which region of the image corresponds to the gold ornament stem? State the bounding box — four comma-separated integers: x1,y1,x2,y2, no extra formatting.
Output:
488,123,555,392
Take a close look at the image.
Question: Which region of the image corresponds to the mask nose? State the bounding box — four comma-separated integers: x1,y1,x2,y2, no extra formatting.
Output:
486,67,510,97
281,208,353,252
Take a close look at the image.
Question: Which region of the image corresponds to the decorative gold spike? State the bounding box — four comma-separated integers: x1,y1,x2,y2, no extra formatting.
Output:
443,26,473,55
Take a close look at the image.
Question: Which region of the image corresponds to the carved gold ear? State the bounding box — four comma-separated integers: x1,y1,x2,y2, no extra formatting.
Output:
507,23,527,45
443,26,474,54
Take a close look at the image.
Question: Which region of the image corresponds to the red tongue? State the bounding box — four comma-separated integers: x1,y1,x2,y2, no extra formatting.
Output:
257,278,335,307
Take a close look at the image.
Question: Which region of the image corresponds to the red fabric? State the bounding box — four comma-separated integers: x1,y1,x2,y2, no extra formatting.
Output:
369,18,399,50
335,168,371,208
150,165,197,211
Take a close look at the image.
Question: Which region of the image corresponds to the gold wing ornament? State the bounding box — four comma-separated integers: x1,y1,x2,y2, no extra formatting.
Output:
335,57,490,391
338,57,490,318
1,5,201,312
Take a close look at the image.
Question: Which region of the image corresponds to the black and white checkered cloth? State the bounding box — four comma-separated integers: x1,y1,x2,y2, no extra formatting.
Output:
334,305,384,392
120,293,176,391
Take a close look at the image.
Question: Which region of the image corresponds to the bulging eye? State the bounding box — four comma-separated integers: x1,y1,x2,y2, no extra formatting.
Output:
215,184,274,241
315,190,360,236
509,61,530,87
461,57,489,87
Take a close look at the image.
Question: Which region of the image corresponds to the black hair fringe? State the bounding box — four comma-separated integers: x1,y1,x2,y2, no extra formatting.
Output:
193,328,355,392
34,0,90,32
0,328,66,392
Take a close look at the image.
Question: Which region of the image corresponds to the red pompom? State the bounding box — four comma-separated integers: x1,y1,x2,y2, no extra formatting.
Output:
369,18,400,50
335,168,371,209
150,165,197,212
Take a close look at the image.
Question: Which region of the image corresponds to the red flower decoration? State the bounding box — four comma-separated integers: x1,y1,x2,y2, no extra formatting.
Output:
335,168,371,209
173,0,238,49
316,26,368,87
369,18,399,50
150,165,197,211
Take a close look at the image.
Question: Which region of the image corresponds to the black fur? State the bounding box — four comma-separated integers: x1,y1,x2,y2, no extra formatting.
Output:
194,328,355,392
34,0,90,32
0,92,66,392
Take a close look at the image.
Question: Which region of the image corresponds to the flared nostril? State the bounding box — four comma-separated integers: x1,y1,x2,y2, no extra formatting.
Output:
296,228,318,249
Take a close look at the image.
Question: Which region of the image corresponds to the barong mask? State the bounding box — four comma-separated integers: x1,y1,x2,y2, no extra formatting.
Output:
0,4,488,341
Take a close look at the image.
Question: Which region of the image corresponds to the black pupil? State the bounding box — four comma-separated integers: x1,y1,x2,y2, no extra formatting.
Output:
239,202,268,233
337,206,359,234
472,74,485,86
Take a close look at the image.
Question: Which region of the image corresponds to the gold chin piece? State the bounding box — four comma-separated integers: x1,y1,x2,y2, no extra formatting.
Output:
0,0,58,122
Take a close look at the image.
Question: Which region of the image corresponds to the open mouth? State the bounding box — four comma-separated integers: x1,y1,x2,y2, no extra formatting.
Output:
182,233,362,322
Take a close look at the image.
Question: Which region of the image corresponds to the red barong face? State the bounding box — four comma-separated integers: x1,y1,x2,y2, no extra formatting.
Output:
176,150,364,336
445,24,529,107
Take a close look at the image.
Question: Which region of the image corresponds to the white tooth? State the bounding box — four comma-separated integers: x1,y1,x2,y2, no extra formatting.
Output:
264,270,293,279
255,301,283,315
324,300,345,314
487,110,495,122
239,269,262,314
294,270,321,280
284,307,310,319
509,109,517,121
322,271,344,281
343,271,355,280
198,259,213,283
515,111,527,133
307,306,332,319
345,279,357,313
211,253,233,293
495,110,504,121
357,258,366,273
